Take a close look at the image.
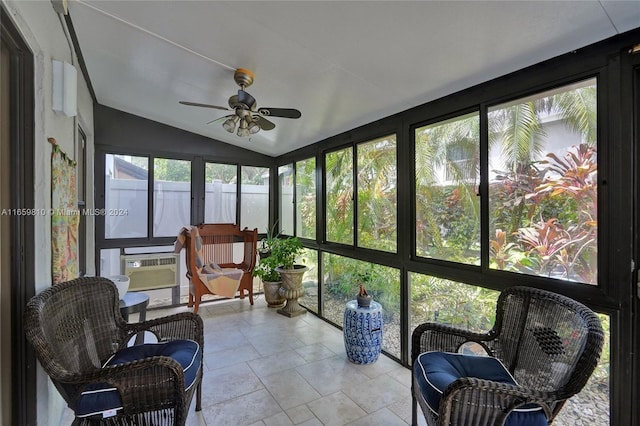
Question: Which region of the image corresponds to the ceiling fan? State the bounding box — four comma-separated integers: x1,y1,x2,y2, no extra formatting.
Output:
179,68,301,137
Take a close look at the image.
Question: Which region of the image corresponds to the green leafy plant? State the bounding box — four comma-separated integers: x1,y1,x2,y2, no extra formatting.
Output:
259,220,280,255
253,254,281,282
270,236,303,269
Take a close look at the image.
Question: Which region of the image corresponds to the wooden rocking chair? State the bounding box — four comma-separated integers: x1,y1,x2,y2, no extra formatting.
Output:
182,223,257,313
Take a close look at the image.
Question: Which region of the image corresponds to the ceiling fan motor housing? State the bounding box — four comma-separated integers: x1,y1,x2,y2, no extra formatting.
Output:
234,68,255,88
228,90,257,111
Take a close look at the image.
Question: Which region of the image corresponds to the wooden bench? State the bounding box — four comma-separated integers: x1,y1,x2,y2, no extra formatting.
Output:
184,223,257,313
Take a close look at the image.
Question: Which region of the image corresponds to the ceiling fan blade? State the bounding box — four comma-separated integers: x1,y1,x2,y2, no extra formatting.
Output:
255,116,276,131
179,101,230,111
257,107,301,119
207,115,232,125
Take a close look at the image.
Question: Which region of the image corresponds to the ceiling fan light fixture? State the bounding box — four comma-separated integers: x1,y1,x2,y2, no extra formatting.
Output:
247,117,260,134
222,115,239,133
237,118,250,137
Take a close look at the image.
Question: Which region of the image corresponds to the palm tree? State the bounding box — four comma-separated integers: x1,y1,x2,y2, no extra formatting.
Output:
357,137,397,252
325,148,354,245
415,113,481,261
414,80,597,278
487,81,598,283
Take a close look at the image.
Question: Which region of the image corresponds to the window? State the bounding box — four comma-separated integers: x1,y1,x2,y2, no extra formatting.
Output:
325,148,353,245
153,158,191,237
241,166,269,232
105,154,148,238
415,113,480,264
488,79,597,285
205,162,237,223
409,273,499,335
357,135,397,252
322,254,400,358
295,158,316,240
279,164,294,235
298,248,318,313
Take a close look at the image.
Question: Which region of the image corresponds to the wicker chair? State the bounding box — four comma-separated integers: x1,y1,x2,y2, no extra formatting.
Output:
411,286,604,426
24,277,203,425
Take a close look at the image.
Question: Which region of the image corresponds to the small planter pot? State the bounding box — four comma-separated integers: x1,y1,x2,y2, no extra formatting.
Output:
263,280,285,308
357,294,373,308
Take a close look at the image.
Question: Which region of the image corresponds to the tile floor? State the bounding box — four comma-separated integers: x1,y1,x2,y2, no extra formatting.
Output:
169,297,427,426
61,296,428,425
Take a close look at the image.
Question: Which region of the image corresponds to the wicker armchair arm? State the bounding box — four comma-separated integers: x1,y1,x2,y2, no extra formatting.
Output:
60,356,187,414
411,322,493,362
124,312,204,346
439,377,555,426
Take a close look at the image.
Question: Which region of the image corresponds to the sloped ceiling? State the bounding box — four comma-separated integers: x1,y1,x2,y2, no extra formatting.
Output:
68,0,640,156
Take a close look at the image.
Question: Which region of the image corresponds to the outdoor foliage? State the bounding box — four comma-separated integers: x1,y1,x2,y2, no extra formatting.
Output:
206,162,236,183
323,254,400,323
154,158,190,182
241,165,269,185
409,274,499,333
296,158,316,239
357,136,397,252
325,148,354,244
415,113,480,264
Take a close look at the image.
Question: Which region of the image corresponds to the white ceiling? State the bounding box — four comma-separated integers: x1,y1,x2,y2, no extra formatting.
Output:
68,0,640,157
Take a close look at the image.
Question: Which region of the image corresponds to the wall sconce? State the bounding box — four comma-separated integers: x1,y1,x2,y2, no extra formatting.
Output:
52,59,77,117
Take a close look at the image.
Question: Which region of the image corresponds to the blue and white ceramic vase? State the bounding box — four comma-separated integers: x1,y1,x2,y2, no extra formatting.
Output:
343,300,383,364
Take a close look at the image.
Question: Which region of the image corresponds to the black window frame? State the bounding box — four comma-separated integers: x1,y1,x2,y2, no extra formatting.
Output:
275,31,639,425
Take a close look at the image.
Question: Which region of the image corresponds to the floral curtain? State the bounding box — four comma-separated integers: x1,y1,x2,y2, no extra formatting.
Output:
50,138,78,284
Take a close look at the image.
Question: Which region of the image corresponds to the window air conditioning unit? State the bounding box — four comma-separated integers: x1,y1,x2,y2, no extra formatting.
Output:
121,253,180,292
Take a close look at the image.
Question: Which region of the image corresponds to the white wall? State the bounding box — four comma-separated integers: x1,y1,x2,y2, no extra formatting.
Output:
1,1,95,424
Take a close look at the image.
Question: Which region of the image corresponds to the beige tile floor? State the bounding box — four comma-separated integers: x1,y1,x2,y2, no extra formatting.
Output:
170,297,426,426
61,296,429,426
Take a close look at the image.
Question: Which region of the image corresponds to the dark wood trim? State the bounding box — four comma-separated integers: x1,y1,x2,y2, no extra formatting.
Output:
1,7,37,426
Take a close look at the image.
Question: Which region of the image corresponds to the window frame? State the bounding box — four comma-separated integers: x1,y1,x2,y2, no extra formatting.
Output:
95,149,273,251
276,39,636,422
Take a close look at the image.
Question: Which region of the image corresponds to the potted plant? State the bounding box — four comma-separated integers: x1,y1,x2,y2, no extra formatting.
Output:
354,270,374,307
258,221,279,260
253,254,285,308
271,237,308,317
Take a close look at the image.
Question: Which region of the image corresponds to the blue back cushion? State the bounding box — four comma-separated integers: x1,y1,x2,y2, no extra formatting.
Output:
413,351,547,426
75,339,201,418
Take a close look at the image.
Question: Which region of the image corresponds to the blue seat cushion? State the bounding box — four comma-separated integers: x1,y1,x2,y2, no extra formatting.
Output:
76,339,201,418
413,351,547,426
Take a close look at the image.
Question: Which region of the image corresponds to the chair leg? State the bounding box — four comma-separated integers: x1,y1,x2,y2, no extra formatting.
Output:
412,394,417,426
247,281,254,305
193,295,200,314
240,275,254,305
196,372,202,411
